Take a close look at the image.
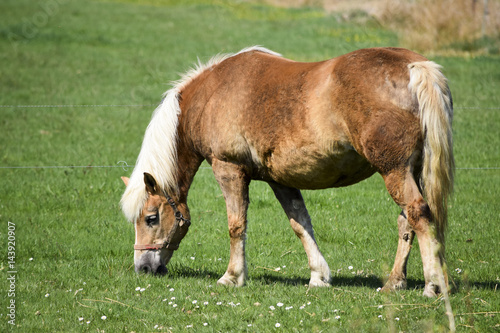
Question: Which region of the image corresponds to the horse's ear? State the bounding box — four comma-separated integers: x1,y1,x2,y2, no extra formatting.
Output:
121,176,129,187
143,172,158,194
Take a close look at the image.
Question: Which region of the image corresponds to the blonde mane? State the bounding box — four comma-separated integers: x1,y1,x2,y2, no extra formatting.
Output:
120,46,281,222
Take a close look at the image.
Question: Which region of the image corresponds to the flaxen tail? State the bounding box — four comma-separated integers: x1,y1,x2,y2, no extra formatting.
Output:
409,61,456,332
408,61,454,245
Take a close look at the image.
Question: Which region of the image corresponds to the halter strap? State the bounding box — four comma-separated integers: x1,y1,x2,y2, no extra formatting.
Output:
134,190,191,251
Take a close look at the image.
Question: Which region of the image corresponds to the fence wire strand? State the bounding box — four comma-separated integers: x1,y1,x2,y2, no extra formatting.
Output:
0,104,497,171
0,104,499,109
0,164,497,171
0,104,156,108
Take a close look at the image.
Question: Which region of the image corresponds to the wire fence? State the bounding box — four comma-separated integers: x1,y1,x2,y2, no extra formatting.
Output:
0,104,498,171
0,162,215,171
0,104,156,108
0,163,498,171
0,104,499,109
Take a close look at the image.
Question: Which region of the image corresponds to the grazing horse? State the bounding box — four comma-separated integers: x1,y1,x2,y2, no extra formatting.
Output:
120,46,454,297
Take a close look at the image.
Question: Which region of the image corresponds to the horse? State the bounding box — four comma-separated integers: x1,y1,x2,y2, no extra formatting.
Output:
120,46,454,297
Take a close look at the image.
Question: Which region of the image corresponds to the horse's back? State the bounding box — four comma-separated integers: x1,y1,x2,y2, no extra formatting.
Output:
183,48,427,188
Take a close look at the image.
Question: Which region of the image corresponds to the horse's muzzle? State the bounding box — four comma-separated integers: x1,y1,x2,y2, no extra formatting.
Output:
134,249,173,276
135,262,168,275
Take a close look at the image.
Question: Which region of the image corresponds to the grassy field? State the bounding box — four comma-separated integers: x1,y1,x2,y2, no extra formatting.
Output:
1,0,499,331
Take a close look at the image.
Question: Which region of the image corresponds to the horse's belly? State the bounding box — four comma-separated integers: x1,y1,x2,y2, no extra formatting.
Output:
262,142,376,189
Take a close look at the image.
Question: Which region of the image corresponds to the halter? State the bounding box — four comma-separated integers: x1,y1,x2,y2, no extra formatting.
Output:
133,190,191,251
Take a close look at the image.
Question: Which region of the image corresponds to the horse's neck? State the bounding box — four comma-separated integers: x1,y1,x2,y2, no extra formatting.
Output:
172,135,204,203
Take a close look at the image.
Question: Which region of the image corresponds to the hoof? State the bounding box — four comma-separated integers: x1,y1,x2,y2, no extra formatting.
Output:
382,277,407,292
309,279,331,288
217,273,244,287
423,282,439,298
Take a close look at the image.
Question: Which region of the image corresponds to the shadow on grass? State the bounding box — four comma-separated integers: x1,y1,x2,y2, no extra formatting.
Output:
165,265,498,293
168,265,391,288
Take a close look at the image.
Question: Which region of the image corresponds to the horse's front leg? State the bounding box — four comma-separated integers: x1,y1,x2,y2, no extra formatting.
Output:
269,183,331,287
212,159,250,287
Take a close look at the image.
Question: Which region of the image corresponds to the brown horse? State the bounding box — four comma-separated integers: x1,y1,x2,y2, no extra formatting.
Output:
120,46,454,297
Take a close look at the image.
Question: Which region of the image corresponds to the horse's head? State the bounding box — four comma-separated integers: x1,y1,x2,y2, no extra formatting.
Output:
121,173,191,275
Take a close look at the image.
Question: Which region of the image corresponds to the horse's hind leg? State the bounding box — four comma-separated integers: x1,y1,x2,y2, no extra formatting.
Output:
382,211,415,292
212,159,250,287
269,182,331,287
383,170,446,297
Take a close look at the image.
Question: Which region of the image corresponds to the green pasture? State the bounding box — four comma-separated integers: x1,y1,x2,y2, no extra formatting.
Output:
1,0,499,331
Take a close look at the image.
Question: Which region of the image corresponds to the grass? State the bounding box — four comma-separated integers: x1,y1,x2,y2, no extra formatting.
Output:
0,0,499,331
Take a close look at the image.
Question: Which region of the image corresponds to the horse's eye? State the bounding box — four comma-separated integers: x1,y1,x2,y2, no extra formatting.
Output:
145,214,159,226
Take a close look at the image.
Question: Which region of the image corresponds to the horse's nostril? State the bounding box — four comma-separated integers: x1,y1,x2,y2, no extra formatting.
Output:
140,264,152,274
156,265,168,276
